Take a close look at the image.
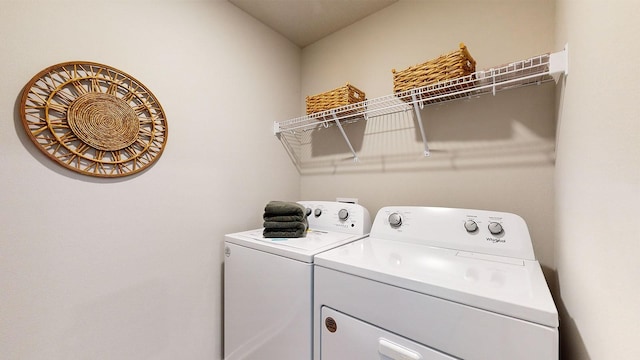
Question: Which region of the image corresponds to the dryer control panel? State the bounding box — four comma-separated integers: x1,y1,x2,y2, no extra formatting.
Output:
371,206,536,260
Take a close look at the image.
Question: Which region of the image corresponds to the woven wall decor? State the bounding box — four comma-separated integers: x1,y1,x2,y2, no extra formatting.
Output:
20,61,168,177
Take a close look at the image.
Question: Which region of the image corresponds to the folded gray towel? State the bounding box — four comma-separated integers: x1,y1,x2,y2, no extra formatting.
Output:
263,201,305,218
263,214,305,222
263,228,307,238
263,219,308,238
263,221,308,230
262,201,308,238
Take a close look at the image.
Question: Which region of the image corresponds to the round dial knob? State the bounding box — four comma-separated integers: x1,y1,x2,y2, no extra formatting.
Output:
305,208,312,217
388,213,402,228
488,222,503,235
464,220,478,232
314,208,322,217
338,209,349,221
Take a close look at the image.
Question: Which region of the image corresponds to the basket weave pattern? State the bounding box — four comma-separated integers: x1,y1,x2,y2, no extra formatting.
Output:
392,43,476,94
67,92,140,151
306,83,365,115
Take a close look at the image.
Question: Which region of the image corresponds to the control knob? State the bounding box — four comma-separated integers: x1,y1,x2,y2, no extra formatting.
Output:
464,220,478,233
314,208,322,217
388,212,402,228
305,208,312,217
488,222,503,235
338,209,349,221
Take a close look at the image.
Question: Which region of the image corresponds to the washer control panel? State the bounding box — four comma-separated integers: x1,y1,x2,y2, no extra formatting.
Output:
298,201,372,235
372,206,535,260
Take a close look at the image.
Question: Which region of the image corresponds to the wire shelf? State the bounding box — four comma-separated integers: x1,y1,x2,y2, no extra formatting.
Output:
274,47,568,165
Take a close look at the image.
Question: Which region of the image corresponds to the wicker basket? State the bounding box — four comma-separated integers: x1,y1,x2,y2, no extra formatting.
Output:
392,43,476,95
305,82,366,115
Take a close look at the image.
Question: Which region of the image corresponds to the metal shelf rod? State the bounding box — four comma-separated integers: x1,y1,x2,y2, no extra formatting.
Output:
331,111,359,161
411,91,430,156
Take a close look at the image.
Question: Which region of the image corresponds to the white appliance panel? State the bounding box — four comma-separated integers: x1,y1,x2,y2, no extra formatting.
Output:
314,237,557,327
226,229,360,263
224,243,312,360
314,266,558,360
298,200,372,236
371,206,535,260
313,206,558,360
224,201,372,360
321,307,456,360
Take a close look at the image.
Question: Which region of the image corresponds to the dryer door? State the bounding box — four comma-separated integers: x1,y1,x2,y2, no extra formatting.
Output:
320,307,455,360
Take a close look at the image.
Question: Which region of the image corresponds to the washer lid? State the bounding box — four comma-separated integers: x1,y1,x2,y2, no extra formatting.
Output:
225,229,366,263
314,237,559,327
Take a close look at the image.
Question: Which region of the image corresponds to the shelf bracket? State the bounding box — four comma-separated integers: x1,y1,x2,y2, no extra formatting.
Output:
549,43,569,82
331,111,359,162
491,68,496,96
411,92,430,157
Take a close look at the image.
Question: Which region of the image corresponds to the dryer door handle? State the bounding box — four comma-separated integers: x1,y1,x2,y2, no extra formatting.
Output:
378,338,423,360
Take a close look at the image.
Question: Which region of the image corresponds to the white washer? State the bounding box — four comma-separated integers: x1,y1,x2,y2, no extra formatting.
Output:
224,201,371,360
314,206,559,360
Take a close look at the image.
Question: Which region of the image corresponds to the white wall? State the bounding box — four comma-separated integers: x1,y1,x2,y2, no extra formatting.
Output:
299,0,558,280
554,1,640,359
0,1,300,359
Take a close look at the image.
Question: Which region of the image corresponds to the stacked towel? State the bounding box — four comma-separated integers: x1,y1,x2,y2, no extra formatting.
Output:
262,201,308,238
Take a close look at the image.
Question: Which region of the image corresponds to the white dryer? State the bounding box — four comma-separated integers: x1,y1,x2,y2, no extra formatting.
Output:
224,201,371,360
313,206,558,360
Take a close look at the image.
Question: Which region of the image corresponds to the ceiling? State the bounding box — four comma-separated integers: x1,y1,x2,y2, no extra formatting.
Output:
228,0,399,48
